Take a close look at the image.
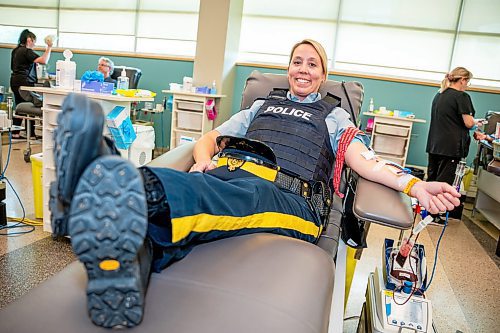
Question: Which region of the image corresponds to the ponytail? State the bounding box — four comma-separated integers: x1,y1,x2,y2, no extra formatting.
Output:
18,29,36,46
439,67,473,93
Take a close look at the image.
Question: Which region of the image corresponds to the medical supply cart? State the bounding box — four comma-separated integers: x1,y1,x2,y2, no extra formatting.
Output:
163,90,224,149
363,113,425,166
20,86,154,233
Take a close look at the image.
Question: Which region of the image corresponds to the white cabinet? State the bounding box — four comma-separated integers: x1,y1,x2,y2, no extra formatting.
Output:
163,90,224,150
473,167,500,256
364,112,426,166
21,86,153,233
473,167,500,229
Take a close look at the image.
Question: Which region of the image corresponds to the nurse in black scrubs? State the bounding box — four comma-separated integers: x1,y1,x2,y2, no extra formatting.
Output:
10,29,52,139
426,67,480,223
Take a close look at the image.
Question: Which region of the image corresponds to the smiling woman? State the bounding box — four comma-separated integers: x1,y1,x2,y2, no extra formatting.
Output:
287,39,328,100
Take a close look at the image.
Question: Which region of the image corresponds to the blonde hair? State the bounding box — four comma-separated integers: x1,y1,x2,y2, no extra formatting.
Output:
440,67,473,93
288,39,328,81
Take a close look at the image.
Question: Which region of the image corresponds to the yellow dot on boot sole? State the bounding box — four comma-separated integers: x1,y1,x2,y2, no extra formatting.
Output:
99,259,120,271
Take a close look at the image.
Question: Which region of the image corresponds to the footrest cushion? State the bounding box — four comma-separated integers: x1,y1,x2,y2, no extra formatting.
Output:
0,233,335,333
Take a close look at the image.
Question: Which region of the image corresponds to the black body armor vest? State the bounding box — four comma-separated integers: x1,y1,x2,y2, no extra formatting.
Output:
246,90,340,186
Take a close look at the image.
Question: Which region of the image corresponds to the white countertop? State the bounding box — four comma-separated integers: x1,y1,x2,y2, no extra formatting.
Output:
21,86,154,102
162,90,225,98
363,112,426,123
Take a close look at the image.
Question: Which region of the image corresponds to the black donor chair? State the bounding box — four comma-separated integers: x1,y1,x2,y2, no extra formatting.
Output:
110,66,142,89
0,70,413,333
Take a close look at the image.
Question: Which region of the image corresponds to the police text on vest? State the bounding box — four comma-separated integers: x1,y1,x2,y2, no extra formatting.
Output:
264,106,311,120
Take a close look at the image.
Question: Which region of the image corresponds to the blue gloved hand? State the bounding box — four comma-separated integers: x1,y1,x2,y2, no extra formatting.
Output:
81,70,104,82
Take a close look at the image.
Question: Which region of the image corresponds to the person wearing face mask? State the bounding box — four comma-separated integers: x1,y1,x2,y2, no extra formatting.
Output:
10,29,52,139
426,67,480,224
97,57,117,86
49,39,461,328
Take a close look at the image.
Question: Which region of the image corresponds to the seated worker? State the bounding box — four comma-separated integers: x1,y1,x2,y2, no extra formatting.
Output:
49,39,461,329
97,56,117,86
10,29,52,139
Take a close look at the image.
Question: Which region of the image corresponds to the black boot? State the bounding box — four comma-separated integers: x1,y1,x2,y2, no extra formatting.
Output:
68,155,149,328
49,93,119,237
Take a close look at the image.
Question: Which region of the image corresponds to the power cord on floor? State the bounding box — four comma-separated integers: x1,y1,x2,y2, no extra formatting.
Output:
0,132,41,236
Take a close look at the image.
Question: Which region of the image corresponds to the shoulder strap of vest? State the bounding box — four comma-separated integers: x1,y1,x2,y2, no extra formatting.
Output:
267,88,288,100
322,92,342,108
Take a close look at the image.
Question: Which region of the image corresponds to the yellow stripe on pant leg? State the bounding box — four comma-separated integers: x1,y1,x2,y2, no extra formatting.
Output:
171,212,321,243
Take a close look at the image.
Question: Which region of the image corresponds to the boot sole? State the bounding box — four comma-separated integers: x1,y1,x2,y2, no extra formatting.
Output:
68,156,148,328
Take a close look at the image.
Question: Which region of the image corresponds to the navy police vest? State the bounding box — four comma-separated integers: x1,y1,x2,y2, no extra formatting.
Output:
246,89,340,186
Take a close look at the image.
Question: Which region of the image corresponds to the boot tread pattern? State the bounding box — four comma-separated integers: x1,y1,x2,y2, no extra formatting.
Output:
68,156,147,329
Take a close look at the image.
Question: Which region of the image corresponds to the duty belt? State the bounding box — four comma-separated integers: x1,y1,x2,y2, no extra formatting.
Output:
216,152,332,224
275,172,333,225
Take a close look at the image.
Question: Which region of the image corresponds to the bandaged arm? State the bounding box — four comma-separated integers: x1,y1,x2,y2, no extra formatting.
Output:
344,141,461,214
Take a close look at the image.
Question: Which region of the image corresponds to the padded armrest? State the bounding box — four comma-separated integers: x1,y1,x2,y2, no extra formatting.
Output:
146,142,195,171
353,177,413,230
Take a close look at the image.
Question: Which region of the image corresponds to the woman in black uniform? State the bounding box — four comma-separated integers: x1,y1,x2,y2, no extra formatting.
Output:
10,29,52,139
426,67,479,223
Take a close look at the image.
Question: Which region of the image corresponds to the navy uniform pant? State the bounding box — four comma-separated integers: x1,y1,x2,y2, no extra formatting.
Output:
144,166,322,272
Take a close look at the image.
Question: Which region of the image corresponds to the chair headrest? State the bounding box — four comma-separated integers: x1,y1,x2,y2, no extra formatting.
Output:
240,70,364,123
111,66,142,89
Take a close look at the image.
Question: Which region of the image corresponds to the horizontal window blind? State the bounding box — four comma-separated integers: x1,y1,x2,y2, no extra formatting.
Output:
0,0,498,87
238,0,500,88
452,0,500,87
0,1,58,44
0,0,200,57
238,0,338,66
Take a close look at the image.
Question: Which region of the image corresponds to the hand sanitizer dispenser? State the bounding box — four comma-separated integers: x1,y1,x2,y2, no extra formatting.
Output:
117,68,129,90
56,49,76,90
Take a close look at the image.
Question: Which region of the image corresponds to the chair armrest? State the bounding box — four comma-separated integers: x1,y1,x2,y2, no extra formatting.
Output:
353,177,413,230
146,142,195,171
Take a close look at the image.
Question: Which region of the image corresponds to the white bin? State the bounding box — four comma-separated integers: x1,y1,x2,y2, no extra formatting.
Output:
177,110,203,131
120,125,156,167
175,130,201,147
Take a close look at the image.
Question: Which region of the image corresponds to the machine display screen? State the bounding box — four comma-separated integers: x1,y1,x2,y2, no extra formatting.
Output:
387,295,427,331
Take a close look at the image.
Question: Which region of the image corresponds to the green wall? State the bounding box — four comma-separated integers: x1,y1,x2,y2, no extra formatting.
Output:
2,47,499,167
231,65,500,167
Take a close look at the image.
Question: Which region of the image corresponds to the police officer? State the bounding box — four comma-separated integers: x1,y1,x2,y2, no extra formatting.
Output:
51,39,461,328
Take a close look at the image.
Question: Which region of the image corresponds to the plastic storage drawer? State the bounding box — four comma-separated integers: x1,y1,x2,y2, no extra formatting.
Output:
372,135,406,156
176,100,204,112
374,123,410,137
177,111,203,131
